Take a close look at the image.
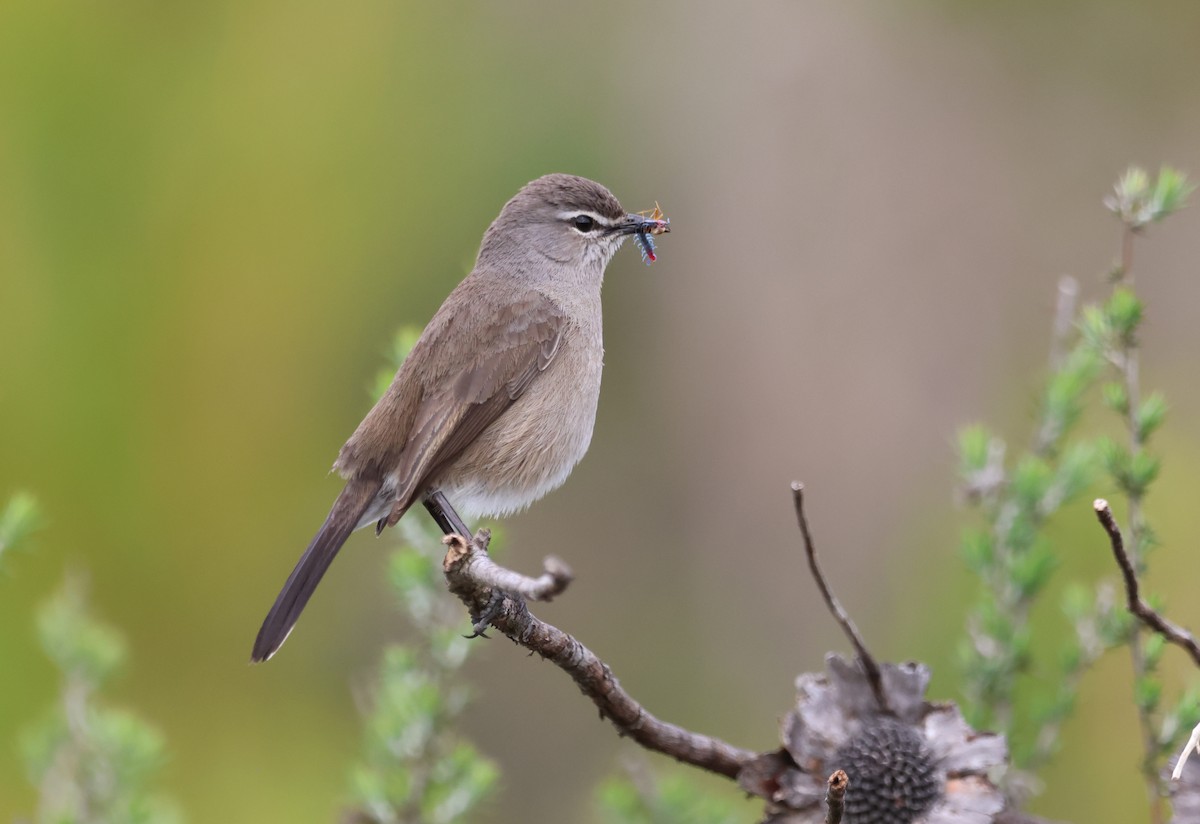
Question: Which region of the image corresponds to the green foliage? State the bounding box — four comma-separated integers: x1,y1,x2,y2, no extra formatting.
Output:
347,644,497,824
1105,287,1142,342
596,768,747,824
37,575,127,687
958,425,994,473
1099,438,1161,501
0,490,42,571
1143,632,1166,670
1136,392,1168,442
957,165,1194,797
1136,677,1163,715
346,329,499,824
1104,166,1194,231
22,576,181,824
1161,687,1200,751
956,313,1101,737
1039,346,1104,448
1089,168,1200,793
1101,381,1129,414
346,539,499,823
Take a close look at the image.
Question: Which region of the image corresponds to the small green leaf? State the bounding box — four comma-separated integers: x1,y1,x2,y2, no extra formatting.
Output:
1136,677,1163,714
1079,305,1113,350
958,425,994,473
1137,392,1168,442
1059,442,1097,494
1106,287,1143,339
1120,167,1151,201
1174,687,1200,732
1099,438,1138,493
1128,452,1161,496
1144,632,1166,669
1106,166,1192,229
960,529,993,572
1102,382,1129,414
1151,167,1195,219
0,491,42,569
1011,542,1057,600
1012,455,1052,509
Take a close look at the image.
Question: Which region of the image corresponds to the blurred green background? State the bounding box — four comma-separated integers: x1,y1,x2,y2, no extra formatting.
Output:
4,1,1200,821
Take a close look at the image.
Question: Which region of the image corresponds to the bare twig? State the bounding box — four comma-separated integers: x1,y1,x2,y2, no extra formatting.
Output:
441,532,756,779
825,770,848,824
791,482,888,713
442,530,572,601
1093,499,1200,667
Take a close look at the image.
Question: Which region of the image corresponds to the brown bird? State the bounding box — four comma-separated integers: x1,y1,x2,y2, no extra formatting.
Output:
252,173,669,661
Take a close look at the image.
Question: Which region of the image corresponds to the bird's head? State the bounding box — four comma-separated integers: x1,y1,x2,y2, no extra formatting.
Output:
481,173,669,273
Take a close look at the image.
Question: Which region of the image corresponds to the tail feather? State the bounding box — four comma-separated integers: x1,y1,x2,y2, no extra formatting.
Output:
252,477,383,662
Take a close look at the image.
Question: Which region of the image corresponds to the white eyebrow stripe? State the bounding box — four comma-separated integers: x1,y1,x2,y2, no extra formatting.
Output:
558,209,614,226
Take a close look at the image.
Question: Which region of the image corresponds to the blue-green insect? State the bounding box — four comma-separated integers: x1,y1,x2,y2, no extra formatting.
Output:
634,229,657,264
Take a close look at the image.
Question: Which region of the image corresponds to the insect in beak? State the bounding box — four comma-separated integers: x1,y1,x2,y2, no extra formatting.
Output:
624,202,671,265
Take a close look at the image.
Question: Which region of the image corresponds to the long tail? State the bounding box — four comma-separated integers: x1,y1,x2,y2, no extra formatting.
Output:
252,477,383,662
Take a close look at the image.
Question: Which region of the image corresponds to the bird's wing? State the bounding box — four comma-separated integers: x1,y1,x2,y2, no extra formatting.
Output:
386,288,565,517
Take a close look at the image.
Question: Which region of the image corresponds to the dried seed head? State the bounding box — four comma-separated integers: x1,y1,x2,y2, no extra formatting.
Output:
832,717,940,824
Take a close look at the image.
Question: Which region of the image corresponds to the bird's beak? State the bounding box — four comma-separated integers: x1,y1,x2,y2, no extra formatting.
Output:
616,213,671,236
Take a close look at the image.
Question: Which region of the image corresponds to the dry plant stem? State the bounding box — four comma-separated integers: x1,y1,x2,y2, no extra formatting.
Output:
1093,500,1200,667
825,770,848,824
1032,275,1081,456
791,482,888,712
1047,276,1079,374
1120,225,1136,283
441,532,756,779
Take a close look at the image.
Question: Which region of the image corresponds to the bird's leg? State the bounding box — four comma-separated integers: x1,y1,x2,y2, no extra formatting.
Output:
389,493,497,631
424,491,505,637
422,490,473,540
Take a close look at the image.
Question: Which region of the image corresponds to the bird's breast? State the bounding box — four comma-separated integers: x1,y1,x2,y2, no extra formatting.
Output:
437,317,604,518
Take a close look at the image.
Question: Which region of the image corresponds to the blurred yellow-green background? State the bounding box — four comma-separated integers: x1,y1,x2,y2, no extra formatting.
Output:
4,1,1200,821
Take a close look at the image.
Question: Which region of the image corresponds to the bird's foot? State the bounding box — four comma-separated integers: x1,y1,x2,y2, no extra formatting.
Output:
465,588,505,639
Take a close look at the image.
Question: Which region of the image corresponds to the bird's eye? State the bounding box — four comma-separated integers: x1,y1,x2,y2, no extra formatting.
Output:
572,215,596,233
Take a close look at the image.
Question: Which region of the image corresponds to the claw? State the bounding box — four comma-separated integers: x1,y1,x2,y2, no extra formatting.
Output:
465,589,505,638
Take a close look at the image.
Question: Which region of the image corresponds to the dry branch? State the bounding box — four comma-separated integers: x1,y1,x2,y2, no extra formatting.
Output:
440,530,756,779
